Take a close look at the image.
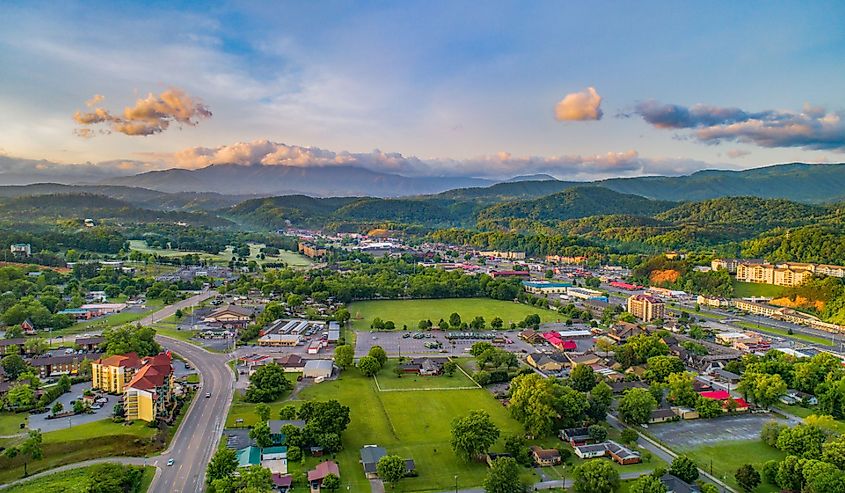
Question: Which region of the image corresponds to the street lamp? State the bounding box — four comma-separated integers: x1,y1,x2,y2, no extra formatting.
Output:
454,475,458,493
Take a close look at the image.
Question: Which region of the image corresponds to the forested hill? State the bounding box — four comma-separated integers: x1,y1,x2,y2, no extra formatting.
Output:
655,197,833,232
476,186,677,222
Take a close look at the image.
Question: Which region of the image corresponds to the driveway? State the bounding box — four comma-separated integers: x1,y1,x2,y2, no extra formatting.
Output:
29,382,118,432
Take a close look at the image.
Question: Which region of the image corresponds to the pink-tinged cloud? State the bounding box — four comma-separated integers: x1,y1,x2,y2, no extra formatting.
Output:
554,87,603,121
726,148,751,158
631,100,845,151
73,88,211,137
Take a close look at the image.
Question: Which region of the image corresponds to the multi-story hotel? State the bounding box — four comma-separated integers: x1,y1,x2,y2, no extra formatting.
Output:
627,294,665,322
92,352,142,394
123,353,175,422
735,262,813,287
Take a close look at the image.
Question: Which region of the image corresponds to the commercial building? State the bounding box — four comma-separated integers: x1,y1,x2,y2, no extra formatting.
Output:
711,258,763,274
479,250,525,260
735,262,813,287
257,334,301,347
732,299,844,333
522,280,572,295
10,243,31,256
303,359,334,380
627,294,665,322
545,255,588,264
203,305,253,329
92,352,142,394
298,241,328,259
565,287,608,302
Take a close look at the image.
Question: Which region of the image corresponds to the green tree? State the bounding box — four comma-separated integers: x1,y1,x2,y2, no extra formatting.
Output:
255,403,271,423
368,346,388,368
776,424,826,459
573,459,620,493
735,464,761,492
443,360,458,376
449,312,462,328
619,388,658,425
322,473,341,491
450,410,500,461
695,397,723,419
503,434,532,467
776,455,806,492
1,353,28,380
206,447,238,484
245,363,292,403
4,429,43,477
588,424,608,442
51,401,63,415
669,455,699,483
376,455,407,490
760,421,787,447
483,456,525,493
358,355,381,376
249,421,274,449
491,317,504,329
278,405,297,420
334,344,354,369
570,365,597,392
508,373,561,436
630,474,667,493
644,356,685,383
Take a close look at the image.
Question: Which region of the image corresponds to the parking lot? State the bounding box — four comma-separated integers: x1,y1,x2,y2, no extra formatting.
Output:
648,413,780,449
354,329,536,358
29,382,118,432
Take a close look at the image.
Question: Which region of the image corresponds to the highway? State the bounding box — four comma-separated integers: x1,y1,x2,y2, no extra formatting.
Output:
145,290,235,493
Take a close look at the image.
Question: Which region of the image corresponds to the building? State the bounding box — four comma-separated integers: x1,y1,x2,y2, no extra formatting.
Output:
92,352,142,394
560,427,592,446
237,446,262,468
607,322,648,343
696,295,730,309
711,258,763,274
661,473,700,493
573,441,641,465
298,241,328,259
30,353,98,378
0,338,26,356
274,354,306,373
540,332,577,351
398,357,446,376
10,243,31,256
736,262,813,287
268,419,306,444
327,322,340,343
526,353,568,373
258,334,301,347
731,299,844,333
308,461,340,490
124,352,175,422
546,255,588,264
75,336,105,351
359,446,415,479
566,287,608,302
698,390,749,412
522,281,572,295
204,305,253,329
303,360,333,380
489,270,531,280
530,446,562,466
627,294,665,322
479,250,525,260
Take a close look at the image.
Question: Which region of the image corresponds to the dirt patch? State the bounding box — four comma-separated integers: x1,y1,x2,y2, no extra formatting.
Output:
771,296,825,312
650,269,681,285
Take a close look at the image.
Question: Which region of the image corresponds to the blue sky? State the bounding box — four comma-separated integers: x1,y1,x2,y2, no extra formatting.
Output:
0,1,843,180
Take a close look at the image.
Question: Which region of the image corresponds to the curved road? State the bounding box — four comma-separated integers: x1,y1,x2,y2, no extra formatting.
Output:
1,291,235,492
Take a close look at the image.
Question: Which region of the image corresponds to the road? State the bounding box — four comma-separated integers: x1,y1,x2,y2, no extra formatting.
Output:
1,290,234,493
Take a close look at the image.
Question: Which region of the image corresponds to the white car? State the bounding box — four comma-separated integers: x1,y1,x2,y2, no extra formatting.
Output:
167,458,175,466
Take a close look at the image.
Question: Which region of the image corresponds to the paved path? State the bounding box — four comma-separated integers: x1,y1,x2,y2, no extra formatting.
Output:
1,290,232,493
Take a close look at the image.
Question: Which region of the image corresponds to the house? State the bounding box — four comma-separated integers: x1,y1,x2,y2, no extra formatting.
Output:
573,441,641,465
271,473,293,493
781,389,818,406
261,446,289,474
92,352,142,393
123,352,175,422
10,243,31,256
526,353,568,373
308,460,340,490
566,352,601,367
204,305,253,329
661,473,700,493
649,408,678,424
274,354,306,373
359,446,415,479
20,319,35,335
698,390,749,412
0,338,27,356
608,322,647,343
237,446,262,468
398,357,447,376
303,360,334,380
560,427,592,446
530,446,562,466
609,381,649,394
713,368,741,386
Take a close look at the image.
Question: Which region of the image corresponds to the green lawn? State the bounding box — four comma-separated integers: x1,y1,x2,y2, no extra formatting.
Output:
48,299,164,339
348,298,563,331
273,250,315,269
374,360,479,390
669,306,725,320
225,373,302,428
3,464,155,493
0,419,159,483
774,402,814,418
734,321,833,346
732,281,786,299
0,412,27,436
680,440,784,493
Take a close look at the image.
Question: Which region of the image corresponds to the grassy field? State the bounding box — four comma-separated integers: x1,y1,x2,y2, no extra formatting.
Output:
3,464,155,493
734,321,833,346
0,412,27,436
374,360,479,390
348,298,562,331
681,440,784,493
272,249,315,268
733,281,785,298
129,240,314,269
0,419,158,483
225,373,302,428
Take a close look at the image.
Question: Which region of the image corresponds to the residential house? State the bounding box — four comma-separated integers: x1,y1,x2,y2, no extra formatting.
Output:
268,419,306,444
649,408,678,424
124,352,175,422
573,441,641,465
608,381,649,394
398,357,447,376
780,389,818,406
308,460,340,490
359,446,415,479
530,446,561,466
698,390,749,412
92,352,142,394
526,353,568,373
560,427,592,446
20,319,35,335
607,322,647,343
303,360,334,380
237,446,262,468
661,473,700,493
271,474,293,493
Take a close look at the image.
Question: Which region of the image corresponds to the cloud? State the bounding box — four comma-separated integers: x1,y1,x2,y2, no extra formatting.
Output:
554,87,603,121
73,88,211,136
157,139,711,180
631,100,845,151
726,148,751,158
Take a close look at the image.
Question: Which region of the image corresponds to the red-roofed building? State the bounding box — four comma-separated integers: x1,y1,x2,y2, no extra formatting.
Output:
610,281,643,291
698,390,749,412
541,332,577,351
92,352,143,393
489,270,531,279
124,352,175,422
308,460,340,490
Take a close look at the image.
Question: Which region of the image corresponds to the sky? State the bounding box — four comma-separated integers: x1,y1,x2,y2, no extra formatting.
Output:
1,0,844,181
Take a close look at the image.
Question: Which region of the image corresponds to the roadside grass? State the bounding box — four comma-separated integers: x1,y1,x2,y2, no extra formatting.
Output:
774,402,814,418
734,321,833,346
0,412,27,436
374,360,479,391
225,373,301,428
48,299,165,339
669,306,725,320
679,439,784,493
732,281,786,299
2,464,155,493
348,298,563,331
0,419,158,484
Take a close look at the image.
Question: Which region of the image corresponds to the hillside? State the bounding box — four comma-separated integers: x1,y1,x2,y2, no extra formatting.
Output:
476,186,677,222
655,197,830,232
